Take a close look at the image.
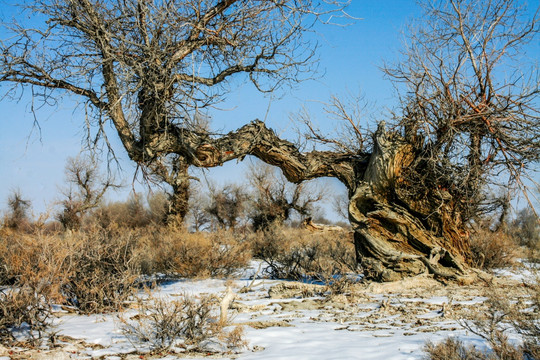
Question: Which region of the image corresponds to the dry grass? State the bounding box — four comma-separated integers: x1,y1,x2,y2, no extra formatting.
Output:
469,228,518,270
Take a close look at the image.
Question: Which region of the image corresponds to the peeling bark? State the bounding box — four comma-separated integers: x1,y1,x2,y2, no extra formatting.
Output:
348,123,469,281
154,120,470,281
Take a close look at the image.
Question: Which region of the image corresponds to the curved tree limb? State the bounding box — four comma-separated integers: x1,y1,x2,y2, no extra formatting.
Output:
155,120,368,189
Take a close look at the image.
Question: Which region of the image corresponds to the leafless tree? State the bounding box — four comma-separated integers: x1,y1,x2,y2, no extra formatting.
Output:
0,0,351,223
3,190,32,230
1,0,538,281
247,162,324,230
382,0,540,222
205,183,248,230
57,155,119,230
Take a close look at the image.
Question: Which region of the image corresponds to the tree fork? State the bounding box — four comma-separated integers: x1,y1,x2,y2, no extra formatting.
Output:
159,120,470,280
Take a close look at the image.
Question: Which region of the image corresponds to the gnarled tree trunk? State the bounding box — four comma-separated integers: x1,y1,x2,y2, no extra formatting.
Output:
156,119,471,280
348,123,469,281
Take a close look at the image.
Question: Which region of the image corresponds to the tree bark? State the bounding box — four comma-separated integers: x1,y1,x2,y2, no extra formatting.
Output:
146,155,191,225
348,122,469,281
146,120,470,280
167,163,190,225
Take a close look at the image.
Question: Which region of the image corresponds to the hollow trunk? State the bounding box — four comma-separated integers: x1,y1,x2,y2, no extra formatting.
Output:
348,123,470,281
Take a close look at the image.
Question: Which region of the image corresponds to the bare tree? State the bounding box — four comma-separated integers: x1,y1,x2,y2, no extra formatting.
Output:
3,190,32,230
382,0,540,221
247,162,324,230
0,0,350,223
206,183,248,230
57,155,119,230
1,0,538,281
186,184,212,232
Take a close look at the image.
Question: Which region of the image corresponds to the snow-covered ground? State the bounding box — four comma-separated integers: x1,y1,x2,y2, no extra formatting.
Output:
0,261,534,359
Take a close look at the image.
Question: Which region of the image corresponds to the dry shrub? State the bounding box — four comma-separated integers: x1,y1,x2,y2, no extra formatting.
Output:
469,229,518,270
250,225,356,281
0,230,66,300
61,226,142,313
0,288,53,345
119,293,244,353
153,229,252,278
1,224,250,318
120,294,218,352
0,225,142,315
433,273,540,360
222,325,248,350
0,231,66,345
89,196,151,229
424,338,487,360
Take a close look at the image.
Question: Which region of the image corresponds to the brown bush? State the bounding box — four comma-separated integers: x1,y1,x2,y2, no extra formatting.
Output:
469,228,518,270
0,288,53,345
119,292,245,353
0,231,66,345
152,229,252,278
60,226,142,313
1,223,252,317
250,225,356,281
0,230,66,300
424,338,487,360
0,226,142,315
119,294,220,352
89,195,152,229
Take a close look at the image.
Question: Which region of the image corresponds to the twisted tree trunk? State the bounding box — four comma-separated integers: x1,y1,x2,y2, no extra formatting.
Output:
148,119,470,280
348,124,468,281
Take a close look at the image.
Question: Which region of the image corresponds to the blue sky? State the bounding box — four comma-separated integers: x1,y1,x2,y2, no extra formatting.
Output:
0,1,537,218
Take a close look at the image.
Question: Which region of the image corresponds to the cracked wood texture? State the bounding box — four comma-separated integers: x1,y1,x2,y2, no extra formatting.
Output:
0,0,489,281
160,120,470,281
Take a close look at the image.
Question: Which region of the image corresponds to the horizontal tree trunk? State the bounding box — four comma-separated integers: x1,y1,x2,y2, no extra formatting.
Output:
147,120,471,281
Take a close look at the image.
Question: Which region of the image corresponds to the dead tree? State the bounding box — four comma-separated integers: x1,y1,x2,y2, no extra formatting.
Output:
1,0,538,281
0,0,350,223
57,156,119,230
248,162,324,231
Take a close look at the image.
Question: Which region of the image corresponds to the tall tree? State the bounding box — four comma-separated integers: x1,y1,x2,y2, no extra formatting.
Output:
0,0,350,222
1,0,538,281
